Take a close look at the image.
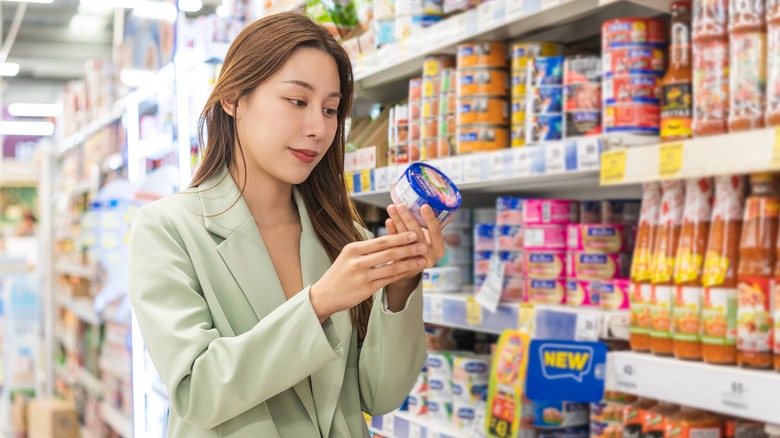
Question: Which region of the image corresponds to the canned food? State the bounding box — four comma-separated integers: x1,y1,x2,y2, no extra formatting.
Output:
458,97,510,124
390,162,461,228
439,113,456,136
423,117,439,140
438,135,456,158
599,278,631,310
511,41,564,70
457,124,510,153
389,144,411,164
564,55,601,84
497,197,523,224
565,111,602,137
423,74,441,98
423,54,456,77
602,48,665,77
569,252,631,280
531,86,563,113
524,225,568,251
457,42,508,68
602,75,662,105
440,92,457,115
511,73,528,99
524,199,579,225
423,98,440,118
564,83,601,111
566,279,600,307
532,56,565,86
410,120,422,141
526,278,567,304
511,101,526,124
525,251,567,278
458,68,509,97
440,68,457,94
528,114,563,143
511,124,525,147
422,138,438,160
601,18,666,50
603,103,660,134
409,77,423,101
567,224,628,253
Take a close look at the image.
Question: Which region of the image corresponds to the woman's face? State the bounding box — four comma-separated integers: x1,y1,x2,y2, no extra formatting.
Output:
229,47,342,185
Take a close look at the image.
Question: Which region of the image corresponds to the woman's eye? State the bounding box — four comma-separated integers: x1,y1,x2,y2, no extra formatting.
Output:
288,99,306,107
324,108,338,116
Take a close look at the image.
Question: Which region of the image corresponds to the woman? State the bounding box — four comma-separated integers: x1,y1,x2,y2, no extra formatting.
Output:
129,11,446,438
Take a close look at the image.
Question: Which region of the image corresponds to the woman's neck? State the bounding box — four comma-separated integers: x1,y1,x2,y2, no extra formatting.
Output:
229,161,298,227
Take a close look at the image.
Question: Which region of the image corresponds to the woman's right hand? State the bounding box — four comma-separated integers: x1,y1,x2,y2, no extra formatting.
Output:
310,231,427,322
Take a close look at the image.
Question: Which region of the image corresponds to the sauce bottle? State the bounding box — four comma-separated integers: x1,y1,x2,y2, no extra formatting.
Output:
737,173,778,369
702,175,745,365
644,401,680,438
728,0,767,131
650,181,685,356
775,212,780,371
692,0,730,136
666,407,723,438
623,398,658,438
662,1,694,141
766,0,780,125
673,178,714,360
630,183,663,352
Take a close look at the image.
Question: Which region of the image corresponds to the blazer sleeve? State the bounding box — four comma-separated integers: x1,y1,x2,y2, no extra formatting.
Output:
129,205,343,430
357,281,427,416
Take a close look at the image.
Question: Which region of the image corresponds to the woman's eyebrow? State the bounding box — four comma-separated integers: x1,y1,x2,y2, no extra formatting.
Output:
283,80,342,98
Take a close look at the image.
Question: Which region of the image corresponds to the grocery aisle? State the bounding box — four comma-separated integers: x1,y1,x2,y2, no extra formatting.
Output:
0,0,777,437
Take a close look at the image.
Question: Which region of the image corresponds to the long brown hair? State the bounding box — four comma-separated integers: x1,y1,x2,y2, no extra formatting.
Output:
190,12,372,339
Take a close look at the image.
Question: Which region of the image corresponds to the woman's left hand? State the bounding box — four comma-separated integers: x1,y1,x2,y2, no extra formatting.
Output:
385,204,446,278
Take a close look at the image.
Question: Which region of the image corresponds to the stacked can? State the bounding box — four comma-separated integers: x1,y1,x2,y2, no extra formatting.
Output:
433,208,473,286
427,352,455,424
564,55,603,138
408,78,423,162
456,42,510,154
394,0,442,42
602,18,667,146
388,103,411,164
496,197,525,301
422,55,456,160
524,199,579,304
510,42,564,147
451,355,490,430
590,391,638,438
526,56,566,144
436,67,458,158
474,222,495,293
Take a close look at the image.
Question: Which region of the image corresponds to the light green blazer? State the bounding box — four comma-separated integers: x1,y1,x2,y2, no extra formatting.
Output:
129,168,427,438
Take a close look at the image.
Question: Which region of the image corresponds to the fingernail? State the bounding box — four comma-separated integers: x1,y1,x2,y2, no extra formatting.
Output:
407,232,417,241
417,258,425,267
416,244,427,253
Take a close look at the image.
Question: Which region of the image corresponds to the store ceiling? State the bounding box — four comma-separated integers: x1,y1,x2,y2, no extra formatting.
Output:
0,0,221,102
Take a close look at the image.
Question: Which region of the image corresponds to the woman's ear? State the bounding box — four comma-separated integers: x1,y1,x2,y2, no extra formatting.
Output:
221,97,239,117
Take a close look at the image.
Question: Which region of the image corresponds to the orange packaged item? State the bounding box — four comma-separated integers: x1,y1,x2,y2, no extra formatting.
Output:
457,125,509,154
729,0,764,31
661,1,694,142
644,402,679,438
630,183,663,352
768,21,780,125
737,173,778,369
673,178,714,361
693,37,730,136
693,0,728,40
729,31,767,131
457,97,510,125
650,181,686,357
458,68,509,97
702,175,746,365
665,407,723,438
457,42,508,69
776,221,780,371
623,398,658,438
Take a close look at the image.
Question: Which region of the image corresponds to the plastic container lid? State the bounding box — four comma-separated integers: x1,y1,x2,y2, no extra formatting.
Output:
402,162,462,212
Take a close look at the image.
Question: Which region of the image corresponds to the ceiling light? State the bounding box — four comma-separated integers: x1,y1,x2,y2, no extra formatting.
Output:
8,103,60,118
0,121,54,136
0,63,20,77
70,13,107,33
178,0,202,12
216,4,228,17
132,1,178,22
0,0,55,4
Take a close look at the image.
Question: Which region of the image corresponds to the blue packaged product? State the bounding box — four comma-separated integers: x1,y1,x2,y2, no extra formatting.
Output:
529,114,563,143
532,401,589,429
497,225,523,250
391,162,462,228
474,223,496,251
532,86,564,114
532,56,565,86
497,196,524,225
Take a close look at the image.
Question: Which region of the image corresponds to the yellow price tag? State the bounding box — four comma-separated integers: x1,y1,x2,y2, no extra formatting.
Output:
518,303,536,335
360,170,372,192
772,127,780,168
345,172,355,193
659,142,684,179
466,297,483,326
600,149,626,185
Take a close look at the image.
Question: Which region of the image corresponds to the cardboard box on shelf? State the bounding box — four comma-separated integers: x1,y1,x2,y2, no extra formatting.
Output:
27,398,79,438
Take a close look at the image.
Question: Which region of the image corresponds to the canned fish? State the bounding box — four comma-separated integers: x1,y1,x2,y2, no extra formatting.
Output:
440,67,457,94
511,123,525,147
602,75,662,105
511,100,526,124
457,124,510,153
423,54,456,77
458,97,510,125
564,83,602,111
458,68,509,97
565,111,602,137
423,98,440,118
532,56,565,86
528,113,563,143
602,48,665,77
457,42,508,68
423,74,441,98
531,86,564,113
564,55,601,84
602,18,666,50
511,41,564,70
511,72,529,99
423,117,439,140
603,103,661,134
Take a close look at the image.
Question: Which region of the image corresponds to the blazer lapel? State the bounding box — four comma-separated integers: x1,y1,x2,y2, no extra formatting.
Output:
295,190,354,437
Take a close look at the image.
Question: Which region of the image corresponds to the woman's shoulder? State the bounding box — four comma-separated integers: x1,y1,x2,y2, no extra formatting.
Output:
135,190,204,228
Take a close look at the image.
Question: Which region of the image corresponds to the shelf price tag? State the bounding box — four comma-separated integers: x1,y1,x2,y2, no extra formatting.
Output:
721,379,750,413
658,142,684,179
345,172,355,193
360,169,372,192
514,148,532,176
430,295,444,323
613,355,640,392
600,149,626,185
375,167,388,191
546,142,566,174
466,297,483,326
574,312,601,341
490,152,505,179
408,423,422,438
518,303,536,335
577,137,602,171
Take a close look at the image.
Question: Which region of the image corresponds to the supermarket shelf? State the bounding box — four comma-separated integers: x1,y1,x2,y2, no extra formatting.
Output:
55,261,95,278
137,134,177,161
423,291,520,335
350,138,642,208
0,158,38,187
393,411,462,438
56,295,100,326
58,100,126,155
535,304,630,341
100,357,132,381
607,352,780,424
100,402,133,438
601,128,780,186
75,366,104,396
55,327,78,353
353,0,667,102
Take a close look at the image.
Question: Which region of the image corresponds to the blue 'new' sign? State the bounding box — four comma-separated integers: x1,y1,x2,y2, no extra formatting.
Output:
525,340,607,403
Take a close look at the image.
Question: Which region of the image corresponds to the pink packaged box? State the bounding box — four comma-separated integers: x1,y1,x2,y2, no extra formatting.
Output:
566,279,600,307
474,250,493,275
523,225,567,251
501,274,525,301
496,197,524,225
569,252,631,280
474,223,496,251
525,251,567,278
497,225,524,250
523,199,578,225
525,278,567,304
567,224,628,253
599,278,630,310
500,250,524,276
